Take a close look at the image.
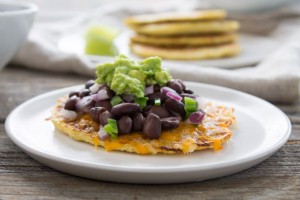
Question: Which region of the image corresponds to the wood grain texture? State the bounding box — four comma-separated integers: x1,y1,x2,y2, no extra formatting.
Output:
0,66,88,121
0,66,299,200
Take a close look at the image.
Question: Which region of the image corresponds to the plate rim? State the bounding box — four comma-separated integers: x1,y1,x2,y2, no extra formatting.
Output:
5,82,291,174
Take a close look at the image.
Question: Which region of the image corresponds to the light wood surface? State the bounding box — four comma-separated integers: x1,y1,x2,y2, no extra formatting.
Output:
0,66,299,200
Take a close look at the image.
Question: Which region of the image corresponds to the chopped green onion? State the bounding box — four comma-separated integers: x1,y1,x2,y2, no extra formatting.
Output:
184,97,198,112
110,95,123,106
154,98,161,106
134,97,148,109
104,119,118,139
184,97,198,119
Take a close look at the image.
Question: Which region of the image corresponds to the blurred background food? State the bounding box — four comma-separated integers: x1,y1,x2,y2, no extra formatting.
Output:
8,0,297,65
5,0,299,63
124,10,240,60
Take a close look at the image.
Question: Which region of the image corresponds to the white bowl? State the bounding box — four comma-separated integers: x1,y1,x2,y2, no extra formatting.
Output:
0,2,38,70
210,0,296,13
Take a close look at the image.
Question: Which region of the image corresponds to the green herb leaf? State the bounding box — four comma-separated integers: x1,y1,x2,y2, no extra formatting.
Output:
134,97,148,109
184,97,198,119
103,119,118,139
154,98,161,106
110,95,123,106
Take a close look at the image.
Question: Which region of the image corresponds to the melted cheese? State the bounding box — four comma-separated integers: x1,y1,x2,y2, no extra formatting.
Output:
89,119,226,154
53,98,235,154
213,139,222,151
100,123,215,153
93,136,100,149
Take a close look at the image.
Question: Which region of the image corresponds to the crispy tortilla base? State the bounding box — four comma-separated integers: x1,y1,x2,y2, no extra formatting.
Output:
131,33,238,47
51,98,236,155
124,10,227,25
131,42,240,60
127,21,239,36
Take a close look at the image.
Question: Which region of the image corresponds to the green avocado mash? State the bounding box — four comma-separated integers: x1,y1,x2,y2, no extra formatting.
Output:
95,55,171,97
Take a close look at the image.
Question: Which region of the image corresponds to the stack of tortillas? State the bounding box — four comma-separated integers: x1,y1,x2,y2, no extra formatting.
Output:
124,10,240,60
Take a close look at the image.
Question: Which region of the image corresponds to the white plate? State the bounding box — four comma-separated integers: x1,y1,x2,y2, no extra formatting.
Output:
5,82,291,184
58,32,279,69
115,32,279,68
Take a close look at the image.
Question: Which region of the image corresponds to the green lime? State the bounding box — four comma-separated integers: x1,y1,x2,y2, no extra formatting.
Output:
85,25,119,56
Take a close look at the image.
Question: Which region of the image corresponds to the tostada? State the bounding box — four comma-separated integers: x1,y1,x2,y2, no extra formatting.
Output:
51,55,235,154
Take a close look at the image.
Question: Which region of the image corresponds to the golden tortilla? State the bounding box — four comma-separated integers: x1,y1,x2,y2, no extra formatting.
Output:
51,98,235,154
131,42,240,60
124,10,227,25
127,21,239,36
131,33,238,47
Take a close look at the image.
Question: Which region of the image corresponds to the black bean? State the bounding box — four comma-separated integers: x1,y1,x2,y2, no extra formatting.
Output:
153,84,161,92
161,117,181,130
99,111,112,126
142,105,153,116
89,107,106,123
117,116,132,134
68,91,79,98
106,89,115,99
181,93,198,99
164,98,186,118
168,110,182,118
111,103,140,117
176,79,186,91
147,92,167,104
85,80,95,89
64,96,79,111
121,94,135,103
148,106,169,118
132,113,144,132
167,79,183,94
143,113,161,139
79,89,90,98
95,100,112,111
183,89,194,94
76,96,95,113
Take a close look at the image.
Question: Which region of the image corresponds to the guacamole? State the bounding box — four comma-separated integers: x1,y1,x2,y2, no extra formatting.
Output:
95,55,171,97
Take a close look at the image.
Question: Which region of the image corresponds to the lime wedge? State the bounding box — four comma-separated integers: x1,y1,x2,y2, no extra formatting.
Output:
85,25,119,56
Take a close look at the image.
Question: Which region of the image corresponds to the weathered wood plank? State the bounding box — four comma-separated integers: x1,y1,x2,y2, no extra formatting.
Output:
0,66,88,120
277,103,300,115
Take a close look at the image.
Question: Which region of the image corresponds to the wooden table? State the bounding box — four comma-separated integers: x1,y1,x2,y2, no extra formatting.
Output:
0,66,299,199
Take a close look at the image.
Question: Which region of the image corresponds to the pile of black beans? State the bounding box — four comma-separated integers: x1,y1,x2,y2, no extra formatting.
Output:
63,79,198,139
